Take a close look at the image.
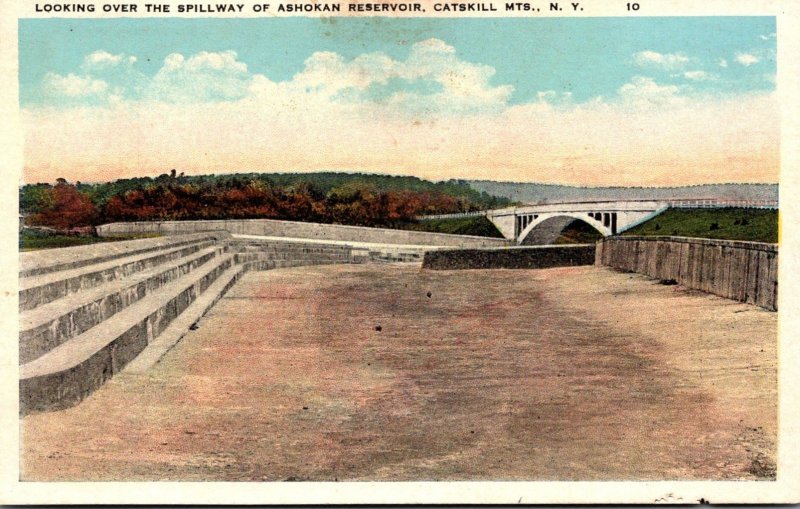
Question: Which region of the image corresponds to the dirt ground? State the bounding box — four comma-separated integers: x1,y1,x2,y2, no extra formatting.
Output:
20,264,777,481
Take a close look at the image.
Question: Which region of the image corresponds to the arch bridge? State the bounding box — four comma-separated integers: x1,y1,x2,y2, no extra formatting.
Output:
486,200,668,245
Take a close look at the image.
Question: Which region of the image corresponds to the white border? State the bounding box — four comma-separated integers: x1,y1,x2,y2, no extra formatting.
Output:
1,0,798,503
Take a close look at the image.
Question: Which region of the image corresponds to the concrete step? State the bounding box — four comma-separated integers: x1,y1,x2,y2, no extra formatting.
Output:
19,239,217,311
124,264,244,374
229,244,351,254
19,246,222,364
233,247,421,265
20,233,222,278
19,253,235,415
369,252,423,263
236,251,350,263
227,238,348,246
242,259,342,272
234,252,350,264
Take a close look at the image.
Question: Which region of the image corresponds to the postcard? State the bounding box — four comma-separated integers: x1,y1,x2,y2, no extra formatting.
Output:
1,0,798,504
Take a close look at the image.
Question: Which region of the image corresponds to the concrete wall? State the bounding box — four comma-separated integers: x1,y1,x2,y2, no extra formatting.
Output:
97,220,511,249
595,236,778,311
422,245,596,270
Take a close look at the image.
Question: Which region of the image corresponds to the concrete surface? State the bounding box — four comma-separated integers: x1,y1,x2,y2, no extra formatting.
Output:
20,264,776,481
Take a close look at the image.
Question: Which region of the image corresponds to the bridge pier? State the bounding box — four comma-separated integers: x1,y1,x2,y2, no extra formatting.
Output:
514,214,540,238
588,212,618,234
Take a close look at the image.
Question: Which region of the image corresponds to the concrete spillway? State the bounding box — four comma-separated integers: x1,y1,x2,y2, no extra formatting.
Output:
18,228,778,416
18,232,428,415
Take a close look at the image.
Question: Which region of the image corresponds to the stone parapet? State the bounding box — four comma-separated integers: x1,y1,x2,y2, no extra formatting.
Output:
596,236,778,311
96,219,511,248
422,244,596,270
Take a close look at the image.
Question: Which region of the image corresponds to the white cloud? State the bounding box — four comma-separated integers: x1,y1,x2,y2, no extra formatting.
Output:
290,51,394,96
44,42,512,115
184,50,248,73
535,90,574,106
683,70,716,82
287,39,513,114
395,39,513,113
633,50,690,70
537,90,557,102
735,53,760,66
718,58,728,68
759,33,776,40
42,72,108,98
145,50,256,103
82,50,137,71
162,53,184,71
617,76,683,108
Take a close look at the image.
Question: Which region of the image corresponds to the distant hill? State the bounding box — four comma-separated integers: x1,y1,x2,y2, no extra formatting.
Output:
467,182,779,205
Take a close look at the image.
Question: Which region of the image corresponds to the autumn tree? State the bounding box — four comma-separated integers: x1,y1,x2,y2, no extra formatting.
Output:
27,181,97,229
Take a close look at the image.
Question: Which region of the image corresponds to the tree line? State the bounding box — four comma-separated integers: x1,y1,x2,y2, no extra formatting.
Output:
20,171,512,230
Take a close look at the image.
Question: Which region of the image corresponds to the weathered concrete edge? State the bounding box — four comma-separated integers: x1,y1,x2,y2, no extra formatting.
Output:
126,254,370,373
612,235,778,252
19,239,219,312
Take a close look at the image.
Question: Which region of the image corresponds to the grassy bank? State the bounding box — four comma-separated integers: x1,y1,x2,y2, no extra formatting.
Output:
555,220,604,244
402,215,505,238
20,230,161,251
622,208,778,243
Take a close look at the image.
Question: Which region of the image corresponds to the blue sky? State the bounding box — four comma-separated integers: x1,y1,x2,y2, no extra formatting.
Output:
19,16,776,107
19,16,779,186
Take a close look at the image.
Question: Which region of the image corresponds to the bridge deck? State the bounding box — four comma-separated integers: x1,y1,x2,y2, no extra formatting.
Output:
20,264,776,481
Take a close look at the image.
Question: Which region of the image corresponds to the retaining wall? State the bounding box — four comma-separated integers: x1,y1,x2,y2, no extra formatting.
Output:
422,245,596,270
96,220,511,248
595,236,778,311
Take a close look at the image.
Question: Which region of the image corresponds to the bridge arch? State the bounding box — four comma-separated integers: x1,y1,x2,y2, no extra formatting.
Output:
517,213,610,245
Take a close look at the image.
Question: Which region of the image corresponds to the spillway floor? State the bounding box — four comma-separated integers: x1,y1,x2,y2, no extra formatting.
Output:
20,264,777,481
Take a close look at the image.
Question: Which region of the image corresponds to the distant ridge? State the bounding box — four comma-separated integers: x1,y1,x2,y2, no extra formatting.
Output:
466,182,779,205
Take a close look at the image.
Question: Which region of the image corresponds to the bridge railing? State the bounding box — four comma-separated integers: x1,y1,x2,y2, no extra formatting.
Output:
417,198,778,222
416,210,489,220
665,199,778,209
